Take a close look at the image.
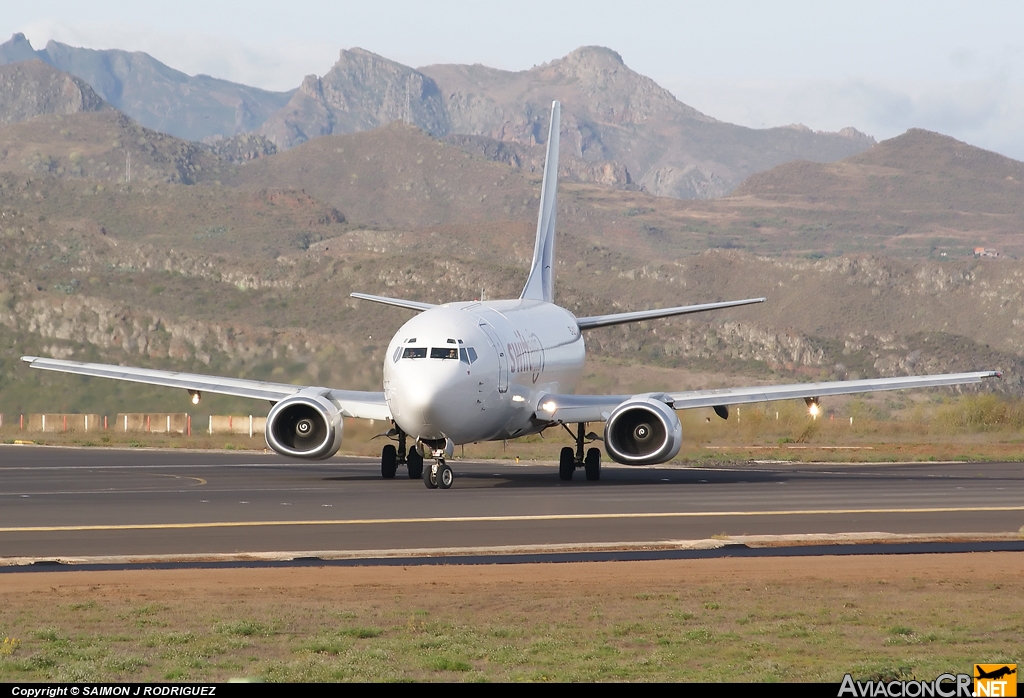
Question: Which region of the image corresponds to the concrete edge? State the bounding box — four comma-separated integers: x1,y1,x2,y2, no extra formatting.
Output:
2,531,1021,568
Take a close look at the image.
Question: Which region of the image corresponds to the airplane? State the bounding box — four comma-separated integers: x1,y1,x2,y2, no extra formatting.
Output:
21,102,1000,490
975,666,1016,681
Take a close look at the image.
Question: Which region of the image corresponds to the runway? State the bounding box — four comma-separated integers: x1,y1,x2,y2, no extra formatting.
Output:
1,445,1022,560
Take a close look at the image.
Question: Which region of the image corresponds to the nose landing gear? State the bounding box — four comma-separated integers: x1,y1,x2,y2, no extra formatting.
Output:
423,458,453,489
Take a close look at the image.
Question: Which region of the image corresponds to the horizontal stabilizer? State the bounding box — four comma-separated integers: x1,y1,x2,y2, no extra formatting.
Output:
576,297,765,331
350,293,435,312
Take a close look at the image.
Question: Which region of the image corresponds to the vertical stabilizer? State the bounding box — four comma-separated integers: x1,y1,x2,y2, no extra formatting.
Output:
520,101,560,303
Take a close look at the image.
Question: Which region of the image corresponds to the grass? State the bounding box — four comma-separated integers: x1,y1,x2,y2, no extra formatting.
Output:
0,557,1019,682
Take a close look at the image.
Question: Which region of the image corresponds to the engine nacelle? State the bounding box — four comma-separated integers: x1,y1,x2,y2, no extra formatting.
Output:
265,393,343,460
604,396,682,465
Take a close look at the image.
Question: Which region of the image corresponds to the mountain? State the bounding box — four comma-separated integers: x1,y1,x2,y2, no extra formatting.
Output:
0,33,294,142
258,48,450,149
723,129,1024,256
2,115,1022,416
0,37,876,200
255,45,874,199
0,59,109,123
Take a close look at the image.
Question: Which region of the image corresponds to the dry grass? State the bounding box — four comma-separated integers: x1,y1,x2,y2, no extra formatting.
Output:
0,555,1020,682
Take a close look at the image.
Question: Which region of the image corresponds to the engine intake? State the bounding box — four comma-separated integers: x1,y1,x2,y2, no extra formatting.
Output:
605,396,682,465
265,393,343,460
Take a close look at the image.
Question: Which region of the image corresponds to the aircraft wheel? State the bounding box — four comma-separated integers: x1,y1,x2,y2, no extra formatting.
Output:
558,446,575,481
407,447,424,479
423,460,438,489
438,462,454,489
584,447,602,481
381,444,398,479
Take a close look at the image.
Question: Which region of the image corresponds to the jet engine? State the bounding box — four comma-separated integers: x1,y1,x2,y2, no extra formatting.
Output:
265,393,343,460
604,395,682,465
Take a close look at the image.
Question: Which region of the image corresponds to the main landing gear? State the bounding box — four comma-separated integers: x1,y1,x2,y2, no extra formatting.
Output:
380,427,423,480
558,422,602,482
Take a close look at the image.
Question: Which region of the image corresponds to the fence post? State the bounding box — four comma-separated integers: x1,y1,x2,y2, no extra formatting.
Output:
63,415,67,432
249,415,253,438
42,414,46,432
209,415,212,435
21,414,24,430
167,415,170,433
104,415,107,430
124,415,128,432
146,415,150,432
187,414,191,437
85,415,88,432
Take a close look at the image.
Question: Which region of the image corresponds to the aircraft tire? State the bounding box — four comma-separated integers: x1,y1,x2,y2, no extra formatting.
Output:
381,445,398,479
423,461,439,489
584,447,601,481
558,446,575,481
407,448,424,479
438,462,454,489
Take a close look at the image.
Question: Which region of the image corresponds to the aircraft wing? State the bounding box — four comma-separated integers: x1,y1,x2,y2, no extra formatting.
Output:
20,356,391,420
535,371,1000,424
576,297,765,330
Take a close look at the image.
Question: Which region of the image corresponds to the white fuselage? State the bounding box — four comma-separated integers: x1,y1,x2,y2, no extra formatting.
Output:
382,300,585,443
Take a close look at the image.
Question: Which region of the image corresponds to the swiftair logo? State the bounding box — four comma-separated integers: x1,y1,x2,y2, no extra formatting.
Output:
974,665,1017,697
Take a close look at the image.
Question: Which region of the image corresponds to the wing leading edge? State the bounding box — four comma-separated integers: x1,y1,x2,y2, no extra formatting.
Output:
535,371,1001,424
576,297,765,331
20,356,391,420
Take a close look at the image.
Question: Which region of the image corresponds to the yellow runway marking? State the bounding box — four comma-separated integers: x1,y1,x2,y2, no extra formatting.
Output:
2,505,1023,533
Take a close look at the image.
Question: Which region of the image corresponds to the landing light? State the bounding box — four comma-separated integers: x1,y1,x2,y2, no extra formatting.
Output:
189,390,202,405
512,394,526,403
541,400,557,413
805,396,820,419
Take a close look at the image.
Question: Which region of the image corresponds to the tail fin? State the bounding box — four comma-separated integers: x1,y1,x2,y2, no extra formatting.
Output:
520,101,560,303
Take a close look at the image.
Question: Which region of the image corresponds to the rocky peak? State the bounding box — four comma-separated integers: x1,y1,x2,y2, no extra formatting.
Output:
0,33,39,63
258,48,449,149
560,45,625,71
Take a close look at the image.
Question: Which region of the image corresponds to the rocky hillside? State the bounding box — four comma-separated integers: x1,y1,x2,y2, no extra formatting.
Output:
725,129,1024,257
0,59,109,123
258,48,450,149
0,33,294,142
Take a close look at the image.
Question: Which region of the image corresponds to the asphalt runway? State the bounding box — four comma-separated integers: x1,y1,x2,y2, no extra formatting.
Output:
1,445,1023,559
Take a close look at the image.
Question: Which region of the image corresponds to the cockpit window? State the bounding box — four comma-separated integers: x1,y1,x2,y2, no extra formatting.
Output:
459,348,469,364
392,346,403,363
402,347,427,359
467,347,478,363
430,347,459,360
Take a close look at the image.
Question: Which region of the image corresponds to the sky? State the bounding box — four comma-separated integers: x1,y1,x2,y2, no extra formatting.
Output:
4,0,1023,159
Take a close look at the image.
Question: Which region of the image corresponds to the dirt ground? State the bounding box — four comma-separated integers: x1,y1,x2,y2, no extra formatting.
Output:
1,553,1022,681
4,552,1022,594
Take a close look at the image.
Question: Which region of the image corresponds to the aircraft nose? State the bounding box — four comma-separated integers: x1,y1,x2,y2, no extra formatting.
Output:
392,361,459,437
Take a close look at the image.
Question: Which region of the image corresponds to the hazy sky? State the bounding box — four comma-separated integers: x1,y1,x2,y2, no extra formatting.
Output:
5,0,1023,159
